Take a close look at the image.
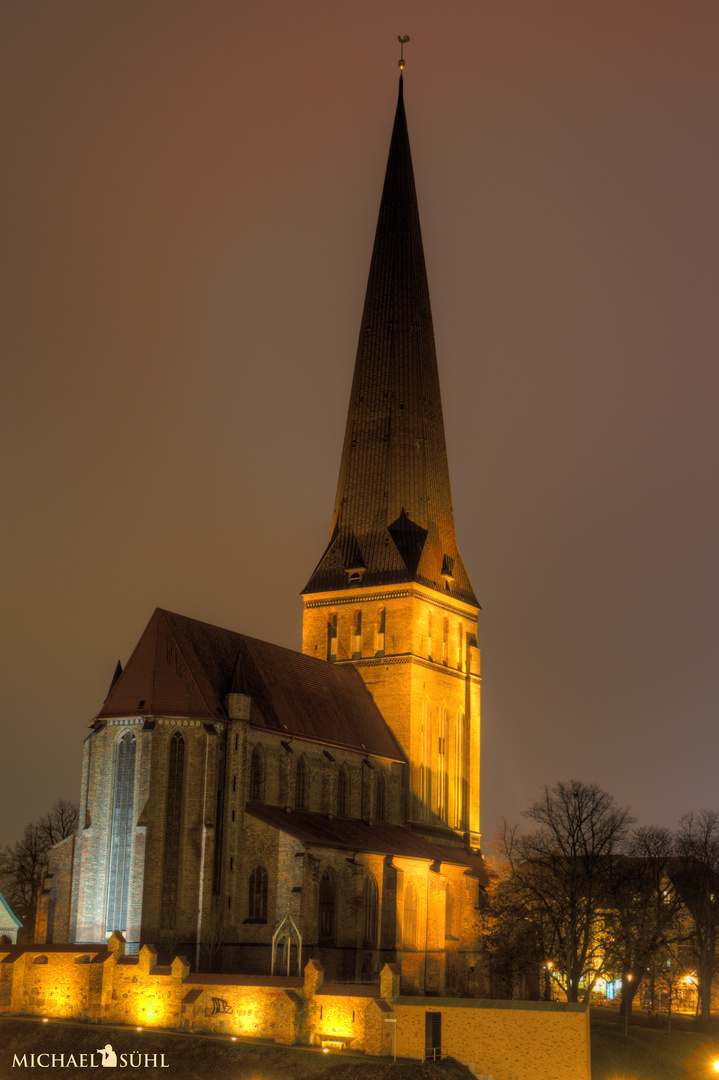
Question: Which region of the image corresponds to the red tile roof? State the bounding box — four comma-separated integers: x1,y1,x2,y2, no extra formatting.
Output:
97,609,405,761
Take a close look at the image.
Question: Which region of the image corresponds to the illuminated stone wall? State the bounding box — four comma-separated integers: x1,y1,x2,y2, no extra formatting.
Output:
393,998,591,1079
0,941,591,1075
302,583,481,850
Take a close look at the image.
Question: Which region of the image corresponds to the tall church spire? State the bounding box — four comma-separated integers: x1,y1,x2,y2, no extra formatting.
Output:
304,77,477,607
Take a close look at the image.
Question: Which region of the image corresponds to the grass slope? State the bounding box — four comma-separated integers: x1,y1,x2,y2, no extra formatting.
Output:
591,1018,719,1080
0,1018,473,1080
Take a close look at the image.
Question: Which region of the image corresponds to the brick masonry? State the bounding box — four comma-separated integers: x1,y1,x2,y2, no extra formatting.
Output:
0,939,590,1077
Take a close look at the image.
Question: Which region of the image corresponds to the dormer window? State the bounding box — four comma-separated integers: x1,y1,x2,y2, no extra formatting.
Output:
346,567,365,585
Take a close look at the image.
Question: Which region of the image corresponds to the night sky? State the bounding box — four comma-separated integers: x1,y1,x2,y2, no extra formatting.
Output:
3,2,718,851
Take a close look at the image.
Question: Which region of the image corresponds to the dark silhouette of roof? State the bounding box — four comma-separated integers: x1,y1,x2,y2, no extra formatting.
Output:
96,608,405,761
245,803,489,881
304,76,478,607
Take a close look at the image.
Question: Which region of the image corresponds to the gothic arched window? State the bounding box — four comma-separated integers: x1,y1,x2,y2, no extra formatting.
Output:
403,882,417,948
250,744,265,802
375,773,387,822
337,764,349,816
438,706,448,823
248,865,268,920
295,756,308,810
318,870,336,944
160,732,185,930
363,874,379,948
106,731,136,933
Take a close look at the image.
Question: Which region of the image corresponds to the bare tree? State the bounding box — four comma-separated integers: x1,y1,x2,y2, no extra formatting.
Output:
673,810,719,1030
37,800,79,847
0,800,79,915
496,780,633,1003
602,826,684,1028
202,905,227,973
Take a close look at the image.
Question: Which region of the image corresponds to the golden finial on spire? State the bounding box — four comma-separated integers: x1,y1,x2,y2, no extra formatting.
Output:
398,35,410,71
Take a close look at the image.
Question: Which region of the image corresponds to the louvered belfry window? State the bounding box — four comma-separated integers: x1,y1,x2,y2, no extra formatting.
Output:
106,732,136,933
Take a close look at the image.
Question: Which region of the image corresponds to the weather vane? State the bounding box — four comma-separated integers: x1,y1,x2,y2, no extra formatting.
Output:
398,35,410,71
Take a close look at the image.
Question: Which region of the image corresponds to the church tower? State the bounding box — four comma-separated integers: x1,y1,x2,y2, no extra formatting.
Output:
302,76,481,851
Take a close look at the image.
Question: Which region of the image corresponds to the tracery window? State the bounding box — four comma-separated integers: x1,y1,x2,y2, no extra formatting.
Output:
250,743,265,802
106,731,136,933
363,874,379,948
248,865,268,920
376,772,387,822
295,755,308,810
403,882,417,948
160,732,185,930
337,763,349,816
318,870,336,944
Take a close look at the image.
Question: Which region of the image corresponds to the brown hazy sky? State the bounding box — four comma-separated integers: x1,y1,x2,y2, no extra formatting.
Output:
2,1,718,849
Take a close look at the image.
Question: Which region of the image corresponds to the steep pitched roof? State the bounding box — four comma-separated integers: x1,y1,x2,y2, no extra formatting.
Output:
245,804,489,881
304,77,477,607
96,608,405,761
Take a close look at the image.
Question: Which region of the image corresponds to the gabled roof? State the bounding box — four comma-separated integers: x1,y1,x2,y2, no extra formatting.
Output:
97,608,405,761
245,803,489,882
304,77,477,607
0,892,21,930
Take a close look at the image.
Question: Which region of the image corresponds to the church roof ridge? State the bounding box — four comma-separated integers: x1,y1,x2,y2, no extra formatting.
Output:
96,607,405,761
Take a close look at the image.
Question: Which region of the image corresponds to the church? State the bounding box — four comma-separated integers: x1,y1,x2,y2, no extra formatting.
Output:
36,72,487,998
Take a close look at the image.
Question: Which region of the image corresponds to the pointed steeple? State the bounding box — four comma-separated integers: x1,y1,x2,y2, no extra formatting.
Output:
304,77,478,607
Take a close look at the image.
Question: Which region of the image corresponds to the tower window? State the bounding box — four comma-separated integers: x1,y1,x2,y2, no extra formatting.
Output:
327,613,338,662
375,608,385,656
442,618,449,666
352,610,362,659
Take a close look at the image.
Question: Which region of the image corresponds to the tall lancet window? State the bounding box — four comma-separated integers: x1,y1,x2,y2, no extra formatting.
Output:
363,874,379,947
438,706,448,822
457,622,464,671
460,712,468,827
106,732,136,933
454,710,466,828
337,763,349,816
352,610,362,659
327,613,338,661
442,618,449,666
250,743,265,802
295,755,308,810
376,608,385,656
160,733,185,930
420,698,432,821
318,870,336,944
